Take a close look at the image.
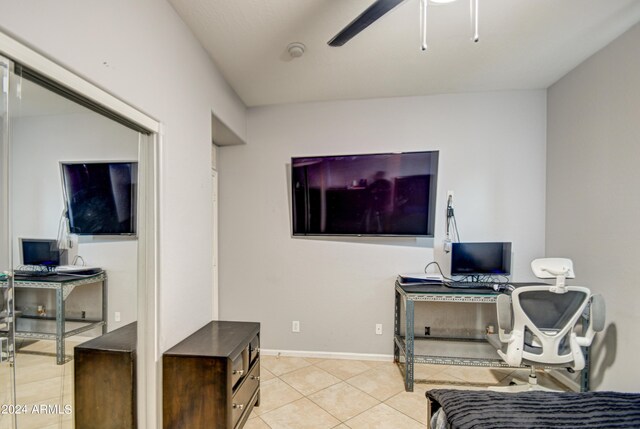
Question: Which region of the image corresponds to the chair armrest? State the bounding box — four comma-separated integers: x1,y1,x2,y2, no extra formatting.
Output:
496,294,513,341
576,294,606,347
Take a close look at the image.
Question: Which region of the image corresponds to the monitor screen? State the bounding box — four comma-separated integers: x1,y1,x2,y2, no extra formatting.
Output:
61,162,137,235
20,239,62,267
451,242,512,276
291,151,439,236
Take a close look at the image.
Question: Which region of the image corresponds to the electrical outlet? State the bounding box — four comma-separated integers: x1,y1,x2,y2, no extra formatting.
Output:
425,326,431,336
376,324,383,335
114,311,121,322
447,190,454,200
292,320,300,333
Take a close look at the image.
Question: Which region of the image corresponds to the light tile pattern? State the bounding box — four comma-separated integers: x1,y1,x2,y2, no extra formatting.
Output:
260,398,340,429
3,342,569,429
248,355,569,429
5,339,80,429
307,382,379,421
279,366,341,396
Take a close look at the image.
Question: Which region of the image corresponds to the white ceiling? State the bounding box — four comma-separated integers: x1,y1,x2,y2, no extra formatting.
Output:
168,0,640,107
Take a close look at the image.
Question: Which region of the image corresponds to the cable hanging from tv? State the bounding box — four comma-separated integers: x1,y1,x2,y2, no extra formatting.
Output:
444,193,460,253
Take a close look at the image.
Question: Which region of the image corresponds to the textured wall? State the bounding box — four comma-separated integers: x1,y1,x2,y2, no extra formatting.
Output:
547,23,640,391
219,90,547,356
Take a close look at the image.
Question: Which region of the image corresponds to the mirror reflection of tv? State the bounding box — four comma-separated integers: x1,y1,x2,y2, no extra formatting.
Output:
60,161,137,236
291,151,439,237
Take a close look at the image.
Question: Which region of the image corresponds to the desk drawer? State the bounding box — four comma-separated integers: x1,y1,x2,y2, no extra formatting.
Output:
232,360,260,428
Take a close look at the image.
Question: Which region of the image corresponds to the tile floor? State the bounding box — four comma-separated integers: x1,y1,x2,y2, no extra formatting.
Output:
0,339,78,429
246,355,567,429
1,341,568,429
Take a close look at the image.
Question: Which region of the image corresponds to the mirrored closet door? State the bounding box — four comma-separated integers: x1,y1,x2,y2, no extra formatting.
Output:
0,55,19,429
0,54,143,429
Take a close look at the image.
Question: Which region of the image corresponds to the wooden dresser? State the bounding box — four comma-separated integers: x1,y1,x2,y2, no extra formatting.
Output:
163,321,260,429
74,322,137,429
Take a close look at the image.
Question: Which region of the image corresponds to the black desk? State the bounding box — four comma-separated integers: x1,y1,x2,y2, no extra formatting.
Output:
394,280,590,392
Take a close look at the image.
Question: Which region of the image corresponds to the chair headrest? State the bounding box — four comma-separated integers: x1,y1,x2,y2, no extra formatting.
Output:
531,258,575,280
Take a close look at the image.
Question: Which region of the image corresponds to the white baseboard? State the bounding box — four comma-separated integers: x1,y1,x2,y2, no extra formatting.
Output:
260,348,394,362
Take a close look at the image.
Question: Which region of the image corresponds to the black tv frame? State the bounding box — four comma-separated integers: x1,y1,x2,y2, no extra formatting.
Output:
60,161,138,236
450,242,513,276
291,150,439,238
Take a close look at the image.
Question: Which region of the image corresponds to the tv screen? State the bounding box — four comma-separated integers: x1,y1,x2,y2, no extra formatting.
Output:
450,242,512,276
61,162,137,235
291,151,439,236
20,238,62,266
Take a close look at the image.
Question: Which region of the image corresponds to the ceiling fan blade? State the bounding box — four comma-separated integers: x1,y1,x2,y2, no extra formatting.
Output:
328,0,407,47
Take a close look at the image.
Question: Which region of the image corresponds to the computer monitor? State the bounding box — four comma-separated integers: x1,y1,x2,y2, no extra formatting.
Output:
20,238,63,267
450,242,512,276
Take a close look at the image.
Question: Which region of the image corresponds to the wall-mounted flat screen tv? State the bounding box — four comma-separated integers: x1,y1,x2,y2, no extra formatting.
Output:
291,151,439,236
61,161,137,236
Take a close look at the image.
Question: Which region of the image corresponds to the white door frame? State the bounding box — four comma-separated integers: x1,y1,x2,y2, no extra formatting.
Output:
212,167,219,320
0,30,161,428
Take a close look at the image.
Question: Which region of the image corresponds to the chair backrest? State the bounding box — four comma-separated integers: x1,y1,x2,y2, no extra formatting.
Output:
508,285,590,368
495,258,606,369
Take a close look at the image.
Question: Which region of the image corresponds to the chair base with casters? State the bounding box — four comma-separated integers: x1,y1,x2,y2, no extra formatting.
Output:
487,331,567,392
488,366,559,392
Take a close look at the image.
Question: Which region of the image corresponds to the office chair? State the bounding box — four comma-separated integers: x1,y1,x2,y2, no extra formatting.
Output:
487,258,606,392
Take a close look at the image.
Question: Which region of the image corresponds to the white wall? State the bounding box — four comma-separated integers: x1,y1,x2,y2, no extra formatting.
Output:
219,90,547,355
547,22,640,391
12,111,138,330
0,0,247,351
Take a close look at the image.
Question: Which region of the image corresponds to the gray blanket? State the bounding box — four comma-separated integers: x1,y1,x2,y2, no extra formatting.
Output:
426,389,640,429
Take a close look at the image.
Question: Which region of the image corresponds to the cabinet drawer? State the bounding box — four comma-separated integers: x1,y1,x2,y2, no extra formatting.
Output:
231,352,245,388
232,361,260,428
249,334,260,366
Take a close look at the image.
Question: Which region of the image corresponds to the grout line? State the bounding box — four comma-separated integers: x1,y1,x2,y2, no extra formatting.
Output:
307,381,381,423
259,361,552,428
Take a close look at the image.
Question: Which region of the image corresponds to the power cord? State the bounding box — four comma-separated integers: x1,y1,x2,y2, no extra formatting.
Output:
424,261,454,282
424,261,513,291
444,194,460,253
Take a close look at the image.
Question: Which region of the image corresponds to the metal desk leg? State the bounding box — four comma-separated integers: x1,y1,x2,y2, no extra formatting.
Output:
394,289,400,364
581,348,590,392
56,286,65,365
405,298,415,392
102,277,108,334
580,303,591,392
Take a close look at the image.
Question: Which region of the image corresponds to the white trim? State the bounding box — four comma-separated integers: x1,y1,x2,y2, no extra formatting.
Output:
260,349,394,362
0,31,159,133
137,131,160,429
211,167,219,320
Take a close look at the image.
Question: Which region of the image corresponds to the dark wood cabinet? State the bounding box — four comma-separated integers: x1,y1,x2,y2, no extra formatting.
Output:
163,321,260,429
74,322,137,429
